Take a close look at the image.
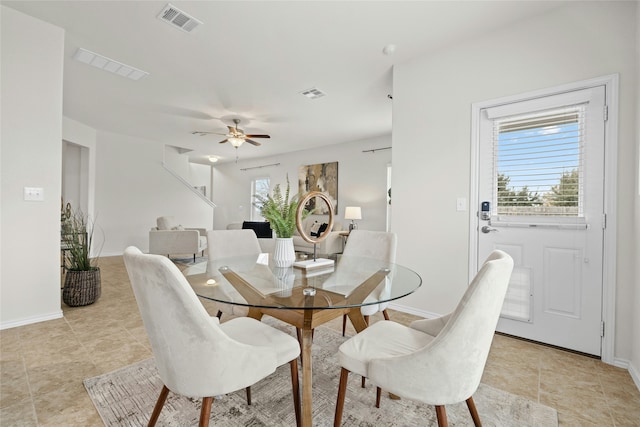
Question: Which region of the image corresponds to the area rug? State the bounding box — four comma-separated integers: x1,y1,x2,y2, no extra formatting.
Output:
84,322,558,426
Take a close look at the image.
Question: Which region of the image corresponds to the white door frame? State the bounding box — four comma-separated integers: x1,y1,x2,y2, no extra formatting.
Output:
469,74,619,364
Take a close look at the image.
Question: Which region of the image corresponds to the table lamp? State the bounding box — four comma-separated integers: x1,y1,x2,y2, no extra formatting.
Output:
344,206,362,232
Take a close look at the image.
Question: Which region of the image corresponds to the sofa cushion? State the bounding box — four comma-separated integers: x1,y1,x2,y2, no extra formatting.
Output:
157,216,178,230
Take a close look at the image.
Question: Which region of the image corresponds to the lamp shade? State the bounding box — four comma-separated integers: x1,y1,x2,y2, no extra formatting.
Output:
344,206,362,220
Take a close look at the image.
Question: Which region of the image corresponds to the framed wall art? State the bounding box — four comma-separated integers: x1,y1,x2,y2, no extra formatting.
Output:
298,161,338,214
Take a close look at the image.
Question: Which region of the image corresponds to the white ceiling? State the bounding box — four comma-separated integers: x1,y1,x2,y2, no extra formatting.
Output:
3,1,566,164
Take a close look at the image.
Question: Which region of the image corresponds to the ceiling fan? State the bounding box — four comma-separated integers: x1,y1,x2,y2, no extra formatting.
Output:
191,118,270,148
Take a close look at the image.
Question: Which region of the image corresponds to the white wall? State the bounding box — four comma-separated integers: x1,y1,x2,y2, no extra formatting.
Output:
93,131,214,256
392,1,638,363
189,162,212,200
631,1,640,389
212,135,391,232
62,117,98,225
0,7,65,328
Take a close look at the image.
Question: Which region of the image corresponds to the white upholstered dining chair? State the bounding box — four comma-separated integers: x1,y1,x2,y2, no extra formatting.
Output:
123,246,301,427
333,250,514,427
207,229,262,319
340,229,397,336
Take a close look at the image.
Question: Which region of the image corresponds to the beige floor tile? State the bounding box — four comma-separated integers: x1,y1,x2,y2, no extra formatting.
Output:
0,398,38,427
32,381,102,427
0,359,30,409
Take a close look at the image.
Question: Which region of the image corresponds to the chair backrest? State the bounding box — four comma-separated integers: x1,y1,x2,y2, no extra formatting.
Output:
342,230,397,263
123,246,276,397
375,250,513,405
207,229,262,260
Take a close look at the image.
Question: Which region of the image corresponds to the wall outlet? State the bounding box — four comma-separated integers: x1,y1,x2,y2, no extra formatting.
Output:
24,187,44,201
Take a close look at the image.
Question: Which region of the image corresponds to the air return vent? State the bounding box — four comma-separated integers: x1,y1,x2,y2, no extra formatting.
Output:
300,87,326,99
158,3,202,33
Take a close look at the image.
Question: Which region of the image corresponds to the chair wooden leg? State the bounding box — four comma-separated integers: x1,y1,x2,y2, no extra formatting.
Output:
334,368,350,427
466,396,482,426
216,310,223,319
245,386,251,405
148,385,170,426
435,405,449,427
382,309,390,320
193,254,196,263
342,314,347,336
199,396,213,427
361,376,366,388
376,387,382,408
290,359,301,427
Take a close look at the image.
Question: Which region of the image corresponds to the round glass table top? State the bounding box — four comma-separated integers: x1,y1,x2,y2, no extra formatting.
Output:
184,254,421,310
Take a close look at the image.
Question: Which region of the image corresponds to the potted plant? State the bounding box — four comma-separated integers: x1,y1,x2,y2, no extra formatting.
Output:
61,203,102,306
254,175,310,267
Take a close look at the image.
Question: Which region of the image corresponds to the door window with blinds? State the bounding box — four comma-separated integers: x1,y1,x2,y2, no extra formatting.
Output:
483,90,595,224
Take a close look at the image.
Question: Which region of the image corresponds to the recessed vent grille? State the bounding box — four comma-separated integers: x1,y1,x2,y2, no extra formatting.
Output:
301,87,326,99
72,48,149,81
158,3,202,33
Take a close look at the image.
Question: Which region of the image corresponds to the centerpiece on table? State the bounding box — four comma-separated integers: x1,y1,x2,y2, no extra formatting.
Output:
61,202,102,306
254,175,310,267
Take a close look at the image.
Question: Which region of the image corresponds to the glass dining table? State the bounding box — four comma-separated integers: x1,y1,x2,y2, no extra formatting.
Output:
184,254,422,427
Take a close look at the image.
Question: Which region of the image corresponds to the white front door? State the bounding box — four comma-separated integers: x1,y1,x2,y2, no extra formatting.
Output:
476,85,606,356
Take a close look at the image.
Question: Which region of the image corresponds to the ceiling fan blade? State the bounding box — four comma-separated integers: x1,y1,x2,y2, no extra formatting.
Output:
192,131,226,136
191,130,227,136
245,139,262,146
218,139,228,144
244,134,271,138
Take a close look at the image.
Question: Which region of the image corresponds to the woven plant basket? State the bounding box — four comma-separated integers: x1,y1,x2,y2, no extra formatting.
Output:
63,268,101,307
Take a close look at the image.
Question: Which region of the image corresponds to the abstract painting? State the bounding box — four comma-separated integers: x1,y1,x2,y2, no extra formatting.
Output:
298,161,338,214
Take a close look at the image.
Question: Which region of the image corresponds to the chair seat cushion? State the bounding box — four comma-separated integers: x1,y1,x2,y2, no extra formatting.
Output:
339,321,434,377
220,317,300,365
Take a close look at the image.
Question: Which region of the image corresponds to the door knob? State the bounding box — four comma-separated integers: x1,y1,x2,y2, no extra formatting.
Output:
481,225,498,233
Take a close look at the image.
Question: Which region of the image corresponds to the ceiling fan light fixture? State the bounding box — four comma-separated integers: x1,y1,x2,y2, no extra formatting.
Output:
228,137,244,148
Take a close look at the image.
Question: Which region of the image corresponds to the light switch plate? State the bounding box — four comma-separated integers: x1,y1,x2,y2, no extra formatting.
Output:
24,187,44,201
456,197,467,211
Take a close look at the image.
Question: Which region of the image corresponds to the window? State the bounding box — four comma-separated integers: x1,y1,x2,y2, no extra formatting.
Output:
251,177,270,221
492,105,585,217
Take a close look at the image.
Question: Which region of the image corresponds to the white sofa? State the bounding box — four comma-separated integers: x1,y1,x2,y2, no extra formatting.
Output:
293,217,344,257
149,216,207,262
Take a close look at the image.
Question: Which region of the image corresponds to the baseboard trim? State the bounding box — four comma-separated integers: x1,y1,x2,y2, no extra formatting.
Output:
387,301,441,320
628,360,640,392
0,310,63,330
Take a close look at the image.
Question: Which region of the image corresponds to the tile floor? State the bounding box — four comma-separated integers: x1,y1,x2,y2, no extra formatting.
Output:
1,255,639,426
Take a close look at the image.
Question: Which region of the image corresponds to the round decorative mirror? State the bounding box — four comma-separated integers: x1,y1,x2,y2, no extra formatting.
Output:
296,191,334,245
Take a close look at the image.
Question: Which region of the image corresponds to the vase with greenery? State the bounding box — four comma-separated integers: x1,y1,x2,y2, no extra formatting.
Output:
61,203,102,306
254,175,310,267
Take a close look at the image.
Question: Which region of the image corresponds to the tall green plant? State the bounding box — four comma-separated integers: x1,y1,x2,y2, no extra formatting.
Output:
253,175,310,238
61,205,100,271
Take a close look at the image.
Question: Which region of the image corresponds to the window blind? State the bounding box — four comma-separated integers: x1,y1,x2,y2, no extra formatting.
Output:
492,104,585,217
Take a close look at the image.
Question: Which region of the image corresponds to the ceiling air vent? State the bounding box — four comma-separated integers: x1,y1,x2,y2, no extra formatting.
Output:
158,3,202,33
301,87,326,100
